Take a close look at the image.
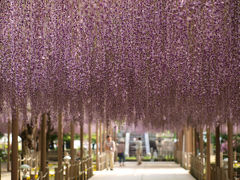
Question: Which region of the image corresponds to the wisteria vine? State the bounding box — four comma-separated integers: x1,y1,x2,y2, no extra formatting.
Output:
0,0,239,131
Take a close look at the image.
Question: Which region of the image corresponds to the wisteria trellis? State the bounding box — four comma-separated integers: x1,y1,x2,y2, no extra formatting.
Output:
0,0,239,131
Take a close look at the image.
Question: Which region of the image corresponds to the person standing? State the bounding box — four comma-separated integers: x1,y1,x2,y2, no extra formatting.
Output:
136,137,142,165
105,135,116,170
117,138,125,167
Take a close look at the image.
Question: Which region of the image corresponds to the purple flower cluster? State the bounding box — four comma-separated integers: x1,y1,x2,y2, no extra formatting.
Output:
0,0,239,131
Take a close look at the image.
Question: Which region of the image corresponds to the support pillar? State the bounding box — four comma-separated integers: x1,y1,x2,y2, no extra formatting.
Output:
184,127,193,169
11,106,18,180
7,119,11,172
199,128,204,163
70,121,75,163
96,120,99,170
58,112,63,180
179,130,183,165
40,113,47,174
80,122,84,179
216,125,220,167
88,120,92,177
228,121,233,180
103,122,106,152
206,127,211,180
100,121,102,154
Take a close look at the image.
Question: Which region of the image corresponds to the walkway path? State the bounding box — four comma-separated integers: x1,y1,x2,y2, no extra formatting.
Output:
91,162,196,180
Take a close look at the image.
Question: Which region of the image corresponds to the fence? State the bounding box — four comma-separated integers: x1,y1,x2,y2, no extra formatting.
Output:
210,164,229,180
182,152,192,169
98,153,106,170
17,154,94,180
190,156,205,180
54,156,93,180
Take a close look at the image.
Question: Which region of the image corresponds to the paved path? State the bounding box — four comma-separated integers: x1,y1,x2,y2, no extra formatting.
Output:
91,162,196,180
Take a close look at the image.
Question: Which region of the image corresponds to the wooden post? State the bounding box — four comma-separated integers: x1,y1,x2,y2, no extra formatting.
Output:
70,121,75,163
100,121,102,154
80,122,84,180
113,126,117,162
88,120,92,177
228,121,233,180
7,119,11,172
40,113,47,174
11,105,18,180
0,157,2,180
185,127,193,169
103,122,106,152
216,125,221,167
179,130,183,164
58,112,63,180
70,121,75,178
65,164,69,180
54,167,58,180
96,119,99,170
206,127,211,180
193,128,198,156
199,128,204,163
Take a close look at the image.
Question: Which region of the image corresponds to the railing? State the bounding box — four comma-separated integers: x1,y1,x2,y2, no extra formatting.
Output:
18,153,40,180
37,170,49,180
17,154,95,180
99,153,106,170
182,152,192,169
53,157,93,180
190,155,205,180
210,164,229,180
